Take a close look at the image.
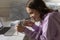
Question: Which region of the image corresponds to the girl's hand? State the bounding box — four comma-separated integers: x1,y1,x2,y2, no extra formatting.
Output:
17,23,25,32
17,20,34,32
23,20,34,27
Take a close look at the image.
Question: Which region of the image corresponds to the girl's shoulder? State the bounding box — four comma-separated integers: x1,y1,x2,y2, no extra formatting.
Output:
48,11,60,18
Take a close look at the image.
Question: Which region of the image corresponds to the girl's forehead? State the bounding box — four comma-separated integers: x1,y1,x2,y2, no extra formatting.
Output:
26,7,37,12
26,7,34,12
26,7,33,11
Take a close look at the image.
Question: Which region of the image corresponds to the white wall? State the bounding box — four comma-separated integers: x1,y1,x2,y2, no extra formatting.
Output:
44,0,60,2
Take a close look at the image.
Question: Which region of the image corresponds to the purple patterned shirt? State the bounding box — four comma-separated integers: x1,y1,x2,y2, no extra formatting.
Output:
24,12,60,40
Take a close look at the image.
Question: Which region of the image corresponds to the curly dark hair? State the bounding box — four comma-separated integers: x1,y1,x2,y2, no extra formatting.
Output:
26,0,53,20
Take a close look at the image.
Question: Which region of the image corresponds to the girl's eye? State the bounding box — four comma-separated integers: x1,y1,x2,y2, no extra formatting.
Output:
30,12,33,14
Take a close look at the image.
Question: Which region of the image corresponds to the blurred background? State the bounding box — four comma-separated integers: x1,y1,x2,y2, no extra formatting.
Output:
0,0,60,21
0,0,60,40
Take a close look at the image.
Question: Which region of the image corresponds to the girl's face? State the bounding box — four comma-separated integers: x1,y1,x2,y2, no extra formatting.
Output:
26,7,40,21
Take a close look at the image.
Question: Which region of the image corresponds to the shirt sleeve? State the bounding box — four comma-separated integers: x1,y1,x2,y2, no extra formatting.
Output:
24,25,42,40
32,24,40,32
